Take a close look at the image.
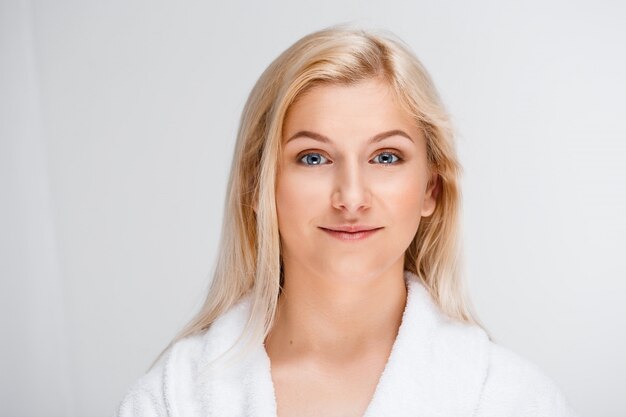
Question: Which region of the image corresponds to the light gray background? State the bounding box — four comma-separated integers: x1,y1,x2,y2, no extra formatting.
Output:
2,0,624,416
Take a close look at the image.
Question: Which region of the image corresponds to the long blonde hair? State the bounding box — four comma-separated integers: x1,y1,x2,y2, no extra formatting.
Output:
148,23,490,373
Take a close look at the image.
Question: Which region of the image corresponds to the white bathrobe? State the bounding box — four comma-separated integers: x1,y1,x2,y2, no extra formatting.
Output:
115,270,579,417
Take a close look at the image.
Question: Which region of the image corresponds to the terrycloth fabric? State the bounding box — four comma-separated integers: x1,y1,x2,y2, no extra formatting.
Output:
115,270,579,417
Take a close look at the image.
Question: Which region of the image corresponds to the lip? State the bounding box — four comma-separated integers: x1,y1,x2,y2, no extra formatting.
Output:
319,226,383,241
321,225,382,233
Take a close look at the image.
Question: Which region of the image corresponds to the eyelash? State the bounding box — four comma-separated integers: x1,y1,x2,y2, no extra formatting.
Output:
297,149,404,167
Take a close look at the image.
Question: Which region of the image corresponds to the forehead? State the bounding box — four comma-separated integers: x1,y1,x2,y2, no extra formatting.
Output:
282,78,419,143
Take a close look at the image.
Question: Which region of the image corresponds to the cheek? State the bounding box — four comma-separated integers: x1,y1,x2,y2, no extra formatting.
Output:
375,171,426,228
275,172,326,232
381,165,425,198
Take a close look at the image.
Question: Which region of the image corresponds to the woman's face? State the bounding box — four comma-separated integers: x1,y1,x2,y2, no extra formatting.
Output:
276,77,438,281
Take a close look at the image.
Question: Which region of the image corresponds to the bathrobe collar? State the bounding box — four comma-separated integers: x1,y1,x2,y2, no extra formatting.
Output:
195,270,490,417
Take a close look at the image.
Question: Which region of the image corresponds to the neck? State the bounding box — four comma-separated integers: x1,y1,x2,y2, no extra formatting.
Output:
264,262,408,367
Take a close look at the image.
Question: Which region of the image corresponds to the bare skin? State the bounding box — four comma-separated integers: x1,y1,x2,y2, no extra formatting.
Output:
262,77,438,416
264,273,406,417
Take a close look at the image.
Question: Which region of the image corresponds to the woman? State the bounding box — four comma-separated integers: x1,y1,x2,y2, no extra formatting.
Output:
115,24,578,417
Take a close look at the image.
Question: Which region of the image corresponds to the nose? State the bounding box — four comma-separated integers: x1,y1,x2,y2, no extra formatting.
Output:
331,158,372,214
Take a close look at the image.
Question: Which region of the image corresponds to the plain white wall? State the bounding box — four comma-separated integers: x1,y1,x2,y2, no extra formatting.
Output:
1,1,74,416
2,0,625,416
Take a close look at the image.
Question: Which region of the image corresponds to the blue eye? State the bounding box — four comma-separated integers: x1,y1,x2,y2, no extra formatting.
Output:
299,152,329,166
372,151,401,165
297,151,403,166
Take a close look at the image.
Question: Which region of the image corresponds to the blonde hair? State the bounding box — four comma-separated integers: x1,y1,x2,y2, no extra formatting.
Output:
148,23,491,373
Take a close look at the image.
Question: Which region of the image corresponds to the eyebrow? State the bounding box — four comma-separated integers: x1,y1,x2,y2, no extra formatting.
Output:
285,129,414,145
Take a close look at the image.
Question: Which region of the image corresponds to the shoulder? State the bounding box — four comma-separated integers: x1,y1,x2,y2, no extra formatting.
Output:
114,296,254,417
475,341,579,417
115,359,167,417
114,332,206,417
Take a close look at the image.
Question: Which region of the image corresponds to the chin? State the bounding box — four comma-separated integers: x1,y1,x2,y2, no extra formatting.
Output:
318,261,384,280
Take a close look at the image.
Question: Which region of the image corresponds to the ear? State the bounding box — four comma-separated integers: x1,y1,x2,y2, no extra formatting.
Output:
420,171,440,217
